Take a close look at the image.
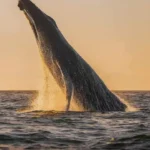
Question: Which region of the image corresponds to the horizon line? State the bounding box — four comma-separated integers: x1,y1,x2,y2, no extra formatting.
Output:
0,90,149,92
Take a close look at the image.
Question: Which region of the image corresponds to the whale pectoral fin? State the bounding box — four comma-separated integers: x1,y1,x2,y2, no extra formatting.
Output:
55,61,73,112
65,79,73,111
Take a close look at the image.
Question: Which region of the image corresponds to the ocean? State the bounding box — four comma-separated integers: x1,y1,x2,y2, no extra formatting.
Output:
0,91,149,150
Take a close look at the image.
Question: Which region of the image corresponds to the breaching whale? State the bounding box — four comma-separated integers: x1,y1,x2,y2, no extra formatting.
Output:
18,0,127,112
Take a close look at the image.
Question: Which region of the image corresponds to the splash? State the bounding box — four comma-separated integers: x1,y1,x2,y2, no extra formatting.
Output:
25,61,136,112
20,58,135,113
115,95,138,112
30,62,83,112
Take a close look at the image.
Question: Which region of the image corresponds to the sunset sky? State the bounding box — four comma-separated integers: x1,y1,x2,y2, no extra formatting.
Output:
0,0,150,90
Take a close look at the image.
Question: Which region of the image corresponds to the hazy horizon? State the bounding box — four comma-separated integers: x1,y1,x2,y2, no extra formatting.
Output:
0,0,150,90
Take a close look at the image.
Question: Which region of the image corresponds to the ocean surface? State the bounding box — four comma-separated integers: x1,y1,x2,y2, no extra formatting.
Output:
0,91,149,150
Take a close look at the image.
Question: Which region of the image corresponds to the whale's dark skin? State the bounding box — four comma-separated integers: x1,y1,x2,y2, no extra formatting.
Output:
18,0,127,112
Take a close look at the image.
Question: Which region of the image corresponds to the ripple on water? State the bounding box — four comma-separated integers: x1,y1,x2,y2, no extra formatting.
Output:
0,91,149,149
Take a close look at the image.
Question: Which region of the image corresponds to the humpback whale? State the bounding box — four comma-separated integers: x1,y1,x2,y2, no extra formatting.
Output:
18,0,127,112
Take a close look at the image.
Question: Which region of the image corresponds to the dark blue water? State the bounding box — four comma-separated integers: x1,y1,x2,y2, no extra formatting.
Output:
0,91,149,150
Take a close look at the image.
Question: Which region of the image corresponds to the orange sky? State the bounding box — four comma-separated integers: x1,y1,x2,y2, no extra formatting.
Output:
0,0,150,90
